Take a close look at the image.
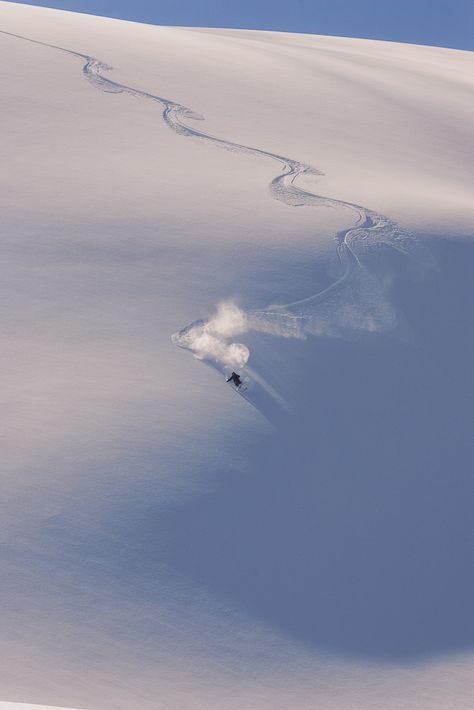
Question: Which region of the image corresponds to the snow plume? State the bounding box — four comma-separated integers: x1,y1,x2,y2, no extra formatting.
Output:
173,272,398,377
172,301,250,372
248,255,400,341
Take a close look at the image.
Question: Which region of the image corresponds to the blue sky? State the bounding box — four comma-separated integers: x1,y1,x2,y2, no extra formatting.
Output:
6,0,474,51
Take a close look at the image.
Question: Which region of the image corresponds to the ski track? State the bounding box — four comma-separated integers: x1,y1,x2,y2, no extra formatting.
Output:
1,29,414,405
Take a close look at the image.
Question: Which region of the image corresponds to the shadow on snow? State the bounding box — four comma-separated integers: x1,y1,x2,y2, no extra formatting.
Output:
152,237,474,661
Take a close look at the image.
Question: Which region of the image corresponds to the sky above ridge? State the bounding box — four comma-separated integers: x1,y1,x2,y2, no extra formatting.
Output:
4,0,474,51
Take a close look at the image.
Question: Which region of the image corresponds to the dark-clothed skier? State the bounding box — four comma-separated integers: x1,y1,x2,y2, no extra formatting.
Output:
227,371,242,388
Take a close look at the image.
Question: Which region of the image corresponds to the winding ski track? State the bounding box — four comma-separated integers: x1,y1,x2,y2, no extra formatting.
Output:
1,28,411,352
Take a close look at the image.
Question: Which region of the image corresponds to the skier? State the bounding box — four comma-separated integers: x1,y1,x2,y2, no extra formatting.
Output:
226,371,242,388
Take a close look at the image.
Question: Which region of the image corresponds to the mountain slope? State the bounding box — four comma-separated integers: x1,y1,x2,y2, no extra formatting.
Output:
0,2,473,709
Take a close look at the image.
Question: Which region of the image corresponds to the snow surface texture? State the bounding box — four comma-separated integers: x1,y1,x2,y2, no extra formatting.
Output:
1,2,473,709
0,705,85,710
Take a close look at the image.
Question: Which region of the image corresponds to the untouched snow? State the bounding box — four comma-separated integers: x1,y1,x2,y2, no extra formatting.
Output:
0,2,473,709
0,705,85,710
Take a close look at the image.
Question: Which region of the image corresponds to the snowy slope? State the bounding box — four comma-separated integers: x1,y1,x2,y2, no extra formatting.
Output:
0,705,85,710
1,2,473,709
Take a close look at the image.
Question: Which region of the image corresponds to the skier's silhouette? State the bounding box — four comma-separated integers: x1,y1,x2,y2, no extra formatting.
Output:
227,372,242,387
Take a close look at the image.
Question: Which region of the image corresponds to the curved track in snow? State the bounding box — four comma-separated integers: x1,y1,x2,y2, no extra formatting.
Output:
1,29,413,400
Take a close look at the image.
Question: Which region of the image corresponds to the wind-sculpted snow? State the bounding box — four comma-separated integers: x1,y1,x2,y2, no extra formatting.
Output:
0,29,412,410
